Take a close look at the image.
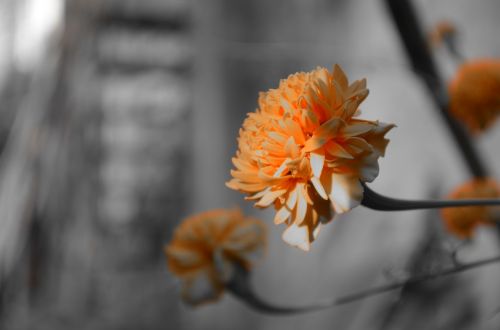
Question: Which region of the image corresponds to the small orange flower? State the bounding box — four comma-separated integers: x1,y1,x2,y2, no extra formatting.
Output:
227,65,394,251
441,179,500,239
428,20,457,48
165,208,266,305
449,59,500,133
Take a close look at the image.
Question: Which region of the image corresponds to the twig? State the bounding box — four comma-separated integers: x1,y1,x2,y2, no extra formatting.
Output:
228,254,500,315
383,0,488,178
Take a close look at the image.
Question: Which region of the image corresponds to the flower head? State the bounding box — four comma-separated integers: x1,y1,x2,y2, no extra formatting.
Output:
449,59,500,133
227,65,394,251
441,179,500,239
165,208,266,305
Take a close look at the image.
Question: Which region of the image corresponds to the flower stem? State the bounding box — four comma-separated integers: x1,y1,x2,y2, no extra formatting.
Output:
361,183,500,211
228,254,500,315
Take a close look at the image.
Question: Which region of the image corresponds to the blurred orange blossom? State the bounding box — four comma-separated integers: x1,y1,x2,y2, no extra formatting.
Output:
227,65,394,251
165,208,266,305
441,179,500,239
449,59,500,133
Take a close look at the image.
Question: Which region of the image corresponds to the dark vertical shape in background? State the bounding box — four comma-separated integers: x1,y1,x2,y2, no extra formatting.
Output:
384,0,488,179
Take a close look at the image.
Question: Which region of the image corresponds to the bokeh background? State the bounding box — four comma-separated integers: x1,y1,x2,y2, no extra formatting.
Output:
0,0,500,329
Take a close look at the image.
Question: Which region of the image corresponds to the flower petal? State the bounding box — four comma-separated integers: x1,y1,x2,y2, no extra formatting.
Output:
333,64,348,90
213,249,235,283
303,118,344,152
329,174,364,213
346,137,373,154
294,185,308,224
282,224,310,251
311,176,328,200
280,98,294,114
325,141,354,159
268,131,287,143
312,223,322,240
284,136,300,159
167,247,203,268
255,189,287,208
274,158,291,177
360,154,380,182
284,118,306,145
310,150,325,178
363,122,396,157
343,122,374,137
286,186,298,210
274,206,291,224
181,271,223,305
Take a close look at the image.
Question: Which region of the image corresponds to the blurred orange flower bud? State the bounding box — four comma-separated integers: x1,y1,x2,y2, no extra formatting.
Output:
449,59,500,133
165,208,266,306
441,179,500,238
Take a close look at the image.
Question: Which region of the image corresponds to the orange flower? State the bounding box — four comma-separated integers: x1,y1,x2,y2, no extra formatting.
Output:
449,59,500,133
441,179,500,239
165,208,266,305
428,20,457,48
227,65,395,251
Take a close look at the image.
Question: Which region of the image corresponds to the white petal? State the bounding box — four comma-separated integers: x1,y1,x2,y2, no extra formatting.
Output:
310,151,325,178
286,187,298,210
312,223,322,239
246,187,270,201
329,174,364,214
295,185,308,224
274,206,291,224
255,189,287,207
311,176,328,200
372,121,395,134
280,98,294,113
297,241,310,251
274,159,291,177
282,224,310,251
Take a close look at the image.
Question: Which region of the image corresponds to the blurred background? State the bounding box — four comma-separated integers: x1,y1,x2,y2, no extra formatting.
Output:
0,0,500,329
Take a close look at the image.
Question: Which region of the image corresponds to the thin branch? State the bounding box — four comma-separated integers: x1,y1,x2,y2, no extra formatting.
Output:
383,0,500,239
383,0,488,178
228,254,500,315
361,183,500,211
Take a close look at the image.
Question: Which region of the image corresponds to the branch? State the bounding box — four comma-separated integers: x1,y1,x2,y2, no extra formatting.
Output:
383,0,488,178
228,254,500,315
